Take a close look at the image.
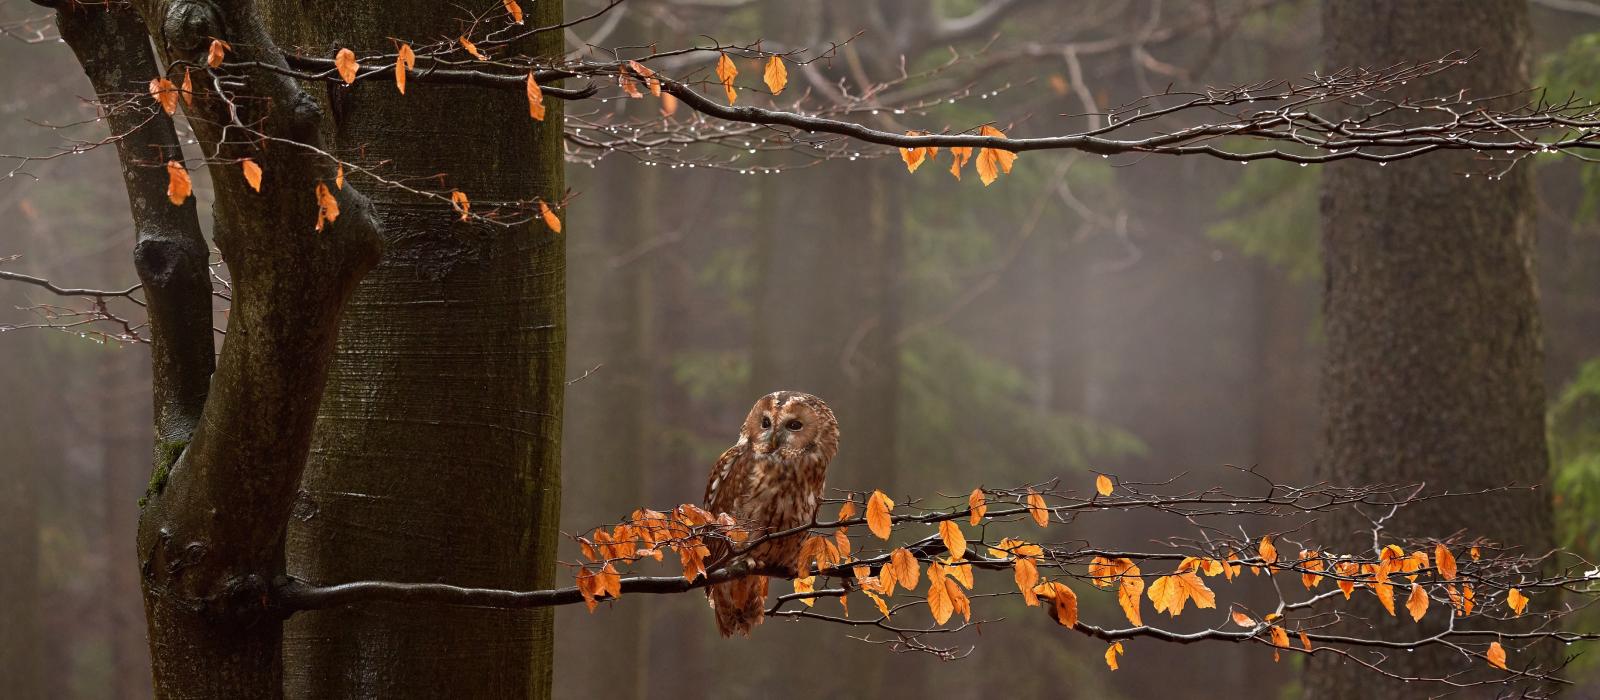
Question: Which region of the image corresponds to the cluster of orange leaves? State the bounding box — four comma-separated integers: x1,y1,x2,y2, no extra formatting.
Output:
898,125,1017,186
712,52,789,106
573,503,736,611
153,28,563,233
577,475,1529,675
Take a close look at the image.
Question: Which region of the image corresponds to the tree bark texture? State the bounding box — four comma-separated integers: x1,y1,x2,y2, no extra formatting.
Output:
1307,1,1552,696
269,1,566,697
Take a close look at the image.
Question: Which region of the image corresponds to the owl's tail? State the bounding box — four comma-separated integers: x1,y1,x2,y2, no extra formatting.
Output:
707,575,769,637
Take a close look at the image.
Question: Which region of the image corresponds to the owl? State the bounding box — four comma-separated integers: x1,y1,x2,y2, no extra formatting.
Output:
703,390,839,637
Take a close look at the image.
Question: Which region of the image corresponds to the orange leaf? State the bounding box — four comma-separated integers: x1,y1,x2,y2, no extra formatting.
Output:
967,488,986,525
460,35,487,60
944,556,973,589
315,181,340,232
1014,557,1039,606
1258,536,1277,566
335,48,358,85
149,77,178,115
900,138,927,174
576,566,599,612
619,72,642,99
504,0,524,23
1117,570,1144,626
1406,584,1428,622
539,200,562,232
1299,631,1312,651
165,161,191,205
1460,583,1475,617
598,563,622,599
1507,587,1528,616
1232,610,1255,627
1026,489,1049,527
1270,625,1289,661
889,547,920,591
763,55,787,95
837,500,857,521
679,540,710,581
975,125,1017,186
1095,474,1113,497
938,520,965,559
948,147,972,180
863,588,890,616
793,575,816,607
1105,641,1124,670
715,52,738,104
335,163,345,190
449,190,470,221
1487,641,1508,670
660,91,679,117
395,44,416,94
1335,560,1359,599
1148,571,1215,616
207,38,230,69
626,60,661,97
1045,581,1078,627
1470,546,1481,560
181,69,194,109
866,490,894,540
946,578,971,622
241,159,262,192
1373,579,1396,616
526,73,546,121
927,571,953,624
1435,544,1457,581
1300,550,1325,590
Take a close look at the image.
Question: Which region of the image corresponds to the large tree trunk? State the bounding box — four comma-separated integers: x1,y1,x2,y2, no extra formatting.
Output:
1307,1,1552,696
270,2,566,697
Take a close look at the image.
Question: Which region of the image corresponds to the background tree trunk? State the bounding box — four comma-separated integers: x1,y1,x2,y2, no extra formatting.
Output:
0,334,43,700
271,1,566,697
1307,1,1553,696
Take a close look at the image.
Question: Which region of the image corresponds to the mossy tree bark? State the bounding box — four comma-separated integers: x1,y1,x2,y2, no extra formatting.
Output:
1307,1,1552,696
265,1,566,697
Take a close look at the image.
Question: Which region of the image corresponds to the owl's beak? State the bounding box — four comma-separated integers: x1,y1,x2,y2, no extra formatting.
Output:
765,430,779,452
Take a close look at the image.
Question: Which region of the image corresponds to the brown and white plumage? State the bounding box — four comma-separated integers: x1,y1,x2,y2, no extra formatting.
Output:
703,390,839,637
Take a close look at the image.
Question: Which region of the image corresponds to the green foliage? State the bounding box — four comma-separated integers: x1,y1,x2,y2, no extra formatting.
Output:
1551,358,1600,558
1540,33,1600,221
899,330,1144,489
1205,160,1320,281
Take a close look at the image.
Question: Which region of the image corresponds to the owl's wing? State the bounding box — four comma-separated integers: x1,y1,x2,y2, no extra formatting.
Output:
704,443,748,567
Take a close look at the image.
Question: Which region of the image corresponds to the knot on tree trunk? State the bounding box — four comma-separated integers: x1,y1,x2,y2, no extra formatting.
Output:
160,0,224,53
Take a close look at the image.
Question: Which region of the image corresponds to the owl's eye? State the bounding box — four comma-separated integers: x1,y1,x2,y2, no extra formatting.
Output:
760,416,771,429
786,420,804,431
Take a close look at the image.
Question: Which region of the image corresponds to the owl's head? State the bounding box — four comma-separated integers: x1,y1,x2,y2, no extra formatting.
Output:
740,390,839,462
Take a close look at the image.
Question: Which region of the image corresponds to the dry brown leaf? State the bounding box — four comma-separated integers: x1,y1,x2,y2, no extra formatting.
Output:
504,0,524,23
1148,571,1215,616
948,146,972,180
1487,641,1508,670
660,91,679,117
450,190,470,221
460,35,487,60
889,547,919,591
